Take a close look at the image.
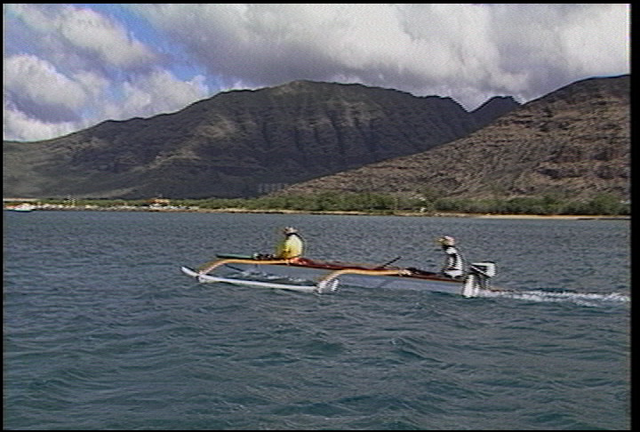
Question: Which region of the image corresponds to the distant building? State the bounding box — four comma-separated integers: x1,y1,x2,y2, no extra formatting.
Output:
149,198,171,205
257,183,288,194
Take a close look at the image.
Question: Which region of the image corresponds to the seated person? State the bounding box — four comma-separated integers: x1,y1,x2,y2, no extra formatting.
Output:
274,226,305,263
437,236,464,279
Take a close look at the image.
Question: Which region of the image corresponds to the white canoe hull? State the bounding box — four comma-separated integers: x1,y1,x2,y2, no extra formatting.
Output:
181,266,319,293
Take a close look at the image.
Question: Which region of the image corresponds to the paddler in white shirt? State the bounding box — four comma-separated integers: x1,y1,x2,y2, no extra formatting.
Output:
275,226,305,263
437,236,465,279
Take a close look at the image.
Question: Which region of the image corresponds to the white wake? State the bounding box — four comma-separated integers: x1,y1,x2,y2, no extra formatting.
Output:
477,289,630,307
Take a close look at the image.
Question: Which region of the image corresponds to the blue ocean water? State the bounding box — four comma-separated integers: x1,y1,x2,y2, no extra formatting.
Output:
4,210,630,430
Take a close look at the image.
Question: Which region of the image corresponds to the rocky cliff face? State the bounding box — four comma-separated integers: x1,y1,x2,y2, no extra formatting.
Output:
3,80,518,199
276,75,630,202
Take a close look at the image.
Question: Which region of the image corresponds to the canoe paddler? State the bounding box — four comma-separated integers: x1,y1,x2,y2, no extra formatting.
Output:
437,235,464,279
274,226,305,263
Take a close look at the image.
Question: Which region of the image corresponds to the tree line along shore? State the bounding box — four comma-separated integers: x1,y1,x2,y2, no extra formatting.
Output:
4,191,630,218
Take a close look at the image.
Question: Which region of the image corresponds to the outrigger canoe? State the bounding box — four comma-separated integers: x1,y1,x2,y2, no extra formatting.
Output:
181,253,498,298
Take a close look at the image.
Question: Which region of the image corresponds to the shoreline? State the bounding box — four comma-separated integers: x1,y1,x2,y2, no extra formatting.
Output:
469,214,629,220
4,204,630,220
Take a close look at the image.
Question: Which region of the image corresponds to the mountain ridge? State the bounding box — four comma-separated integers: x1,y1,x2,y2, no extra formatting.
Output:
275,75,630,202
3,80,519,199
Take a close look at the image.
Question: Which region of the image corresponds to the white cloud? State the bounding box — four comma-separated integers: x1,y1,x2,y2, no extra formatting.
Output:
4,54,88,116
72,70,110,101
3,3,630,141
104,69,210,120
6,4,156,70
134,3,629,108
55,5,156,68
4,4,56,34
3,4,209,141
559,4,630,76
3,96,79,142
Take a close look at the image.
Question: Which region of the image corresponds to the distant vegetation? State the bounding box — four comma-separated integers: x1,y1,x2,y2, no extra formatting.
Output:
30,192,630,216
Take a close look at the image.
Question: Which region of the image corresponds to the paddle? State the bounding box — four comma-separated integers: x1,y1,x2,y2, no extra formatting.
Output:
375,255,401,269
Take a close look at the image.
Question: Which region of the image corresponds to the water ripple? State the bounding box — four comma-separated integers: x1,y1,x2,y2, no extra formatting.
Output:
4,211,629,430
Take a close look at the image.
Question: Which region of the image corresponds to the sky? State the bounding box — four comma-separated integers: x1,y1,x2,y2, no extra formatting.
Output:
3,4,630,142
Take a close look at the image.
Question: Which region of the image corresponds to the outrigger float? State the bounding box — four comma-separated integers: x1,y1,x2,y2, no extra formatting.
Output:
181,253,498,298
